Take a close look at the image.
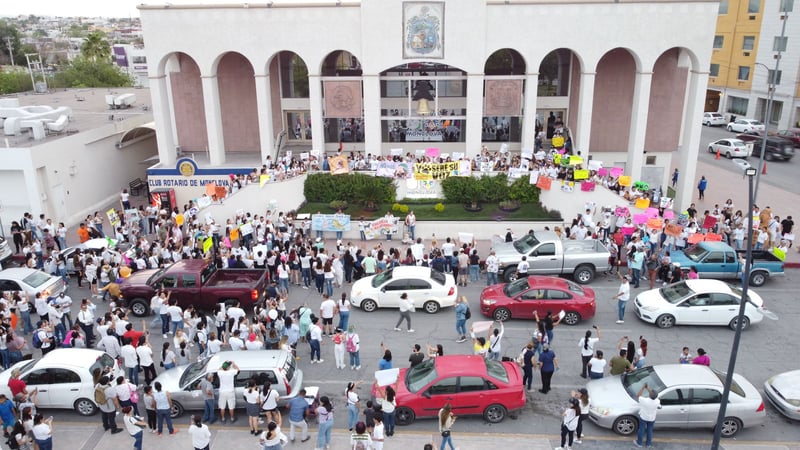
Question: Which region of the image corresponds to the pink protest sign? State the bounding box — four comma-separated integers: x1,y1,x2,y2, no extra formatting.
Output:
615,206,629,217
645,208,660,219
610,167,624,177
598,168,608,177
426,147,440,158
621,226,635,236
663,210,675,220
702,215,717,230
633,214,648,225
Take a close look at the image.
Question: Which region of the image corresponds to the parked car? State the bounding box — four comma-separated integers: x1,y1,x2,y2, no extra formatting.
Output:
750,136,795,161
776,128,800,146
735,130,766,142
707,139,751,159
0,236,12,264
727,119,765,133
764,370,800,420
479,276,595,325
587,364,766,437
702,112,727,126
350,266,457,314
152,350,302,418
493,231,610,284
633,279,774,330
0,348,123,416
119,259,269,316
669,241,784,287
389,354,525,425
0,267,66,300
61,238,119,275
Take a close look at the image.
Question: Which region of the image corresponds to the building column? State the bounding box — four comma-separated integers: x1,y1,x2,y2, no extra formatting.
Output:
149,74,177,166
200,74,225,166
308,74,325,155
521,72,539,151
362,74,381,156
254,73,274,163
626,71,653,183
574,71,596,158
465,73,484,157
675,69,709,211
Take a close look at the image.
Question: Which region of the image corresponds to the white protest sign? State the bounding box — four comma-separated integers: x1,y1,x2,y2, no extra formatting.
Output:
472,320,493,334
374,368,400,387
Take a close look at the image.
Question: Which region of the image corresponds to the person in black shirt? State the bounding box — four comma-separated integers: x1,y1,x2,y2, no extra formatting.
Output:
781,216,794,248
408,344,424,367
686,203,697,219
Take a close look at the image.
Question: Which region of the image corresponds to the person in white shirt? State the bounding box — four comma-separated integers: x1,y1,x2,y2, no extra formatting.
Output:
120,337,140,386
136,338,156,385
487,321,504,361
188,416,211,450
612,275,631,324
166,301,183,336
587,350,607,379
217,361,239,424
516,256,530,279
634,384,661,447
225,302,246,333
579,327,601,379
319,295,337,336
393,293,414,333
485,250,499,286
228,330,245,351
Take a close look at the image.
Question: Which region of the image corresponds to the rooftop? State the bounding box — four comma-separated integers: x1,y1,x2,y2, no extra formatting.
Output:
1,87,152,148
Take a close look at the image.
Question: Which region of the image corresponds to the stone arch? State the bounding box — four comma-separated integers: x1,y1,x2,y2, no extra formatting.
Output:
160,52,208,153
645,47,693,152
321,50,363,76
484,48,526,75
589,48,640,152
536,48,584,138
215,51,260,153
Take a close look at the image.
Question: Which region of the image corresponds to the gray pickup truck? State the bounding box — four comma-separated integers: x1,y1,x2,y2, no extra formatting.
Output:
494,231,610,284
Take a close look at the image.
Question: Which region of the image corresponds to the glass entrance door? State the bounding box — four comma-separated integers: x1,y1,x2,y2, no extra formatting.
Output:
286,111,312,141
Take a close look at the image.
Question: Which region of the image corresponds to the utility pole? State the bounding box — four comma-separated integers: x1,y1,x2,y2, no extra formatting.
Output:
4,36,14,67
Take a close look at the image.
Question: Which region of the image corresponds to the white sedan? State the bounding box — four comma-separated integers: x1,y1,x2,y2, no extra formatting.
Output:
0,267,66,299
708,139,751,159
350,266,457,314
727,119,765,133
633,279,774,330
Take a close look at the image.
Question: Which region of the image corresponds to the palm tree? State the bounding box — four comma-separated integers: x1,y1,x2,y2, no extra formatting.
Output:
81,32,111,63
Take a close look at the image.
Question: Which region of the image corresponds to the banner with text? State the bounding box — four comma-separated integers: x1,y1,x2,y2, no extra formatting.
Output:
311,213,351,232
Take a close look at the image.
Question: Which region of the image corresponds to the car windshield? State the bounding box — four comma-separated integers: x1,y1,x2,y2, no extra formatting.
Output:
21,271,52,289
749,120,763,125
429,269,446,285
659,281,693,304
89,353,117,383
14,360,37,375
512,233,540,254
503,278,530,297
565,280,584,295
371,269,393,288
485,359,509,383
710,368,745,397
405,359,438,393
146,267,168,286
180,357,211,388
682,245,707,262
622,367,667,399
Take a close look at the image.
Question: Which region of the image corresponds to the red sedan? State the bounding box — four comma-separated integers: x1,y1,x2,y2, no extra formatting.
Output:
479,276,596,324
391,355,525,425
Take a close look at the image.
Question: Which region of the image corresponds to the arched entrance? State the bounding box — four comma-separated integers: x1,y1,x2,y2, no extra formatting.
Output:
590,48,638,152
321,50,364,145
483,49,526,143
216,52,259,153
164,52,208,152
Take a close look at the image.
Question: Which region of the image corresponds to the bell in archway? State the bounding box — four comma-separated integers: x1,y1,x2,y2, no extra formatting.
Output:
416,98,431,116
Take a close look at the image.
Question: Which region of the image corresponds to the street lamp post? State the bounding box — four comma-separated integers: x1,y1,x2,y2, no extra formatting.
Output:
710,166,757,450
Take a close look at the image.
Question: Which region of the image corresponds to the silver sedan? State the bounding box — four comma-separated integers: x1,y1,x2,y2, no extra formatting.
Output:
764,370,800,420
708,139,751,159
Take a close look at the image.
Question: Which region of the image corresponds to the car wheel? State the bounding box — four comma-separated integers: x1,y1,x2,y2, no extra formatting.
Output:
423,300,440,314
573,265,595,284
726,151,732,159
170,400,184,418
395,406,415,426
612,415,638,435
656,314,676,329
493,307,511,322
704,122,710,126
719,416,743,437
562,311,581,325
727,125,733,132
483,404,507,423
129,298,149,317
361,299,378,312
765,151,773,161
729,316,750,331
708,146,714,153
503,268,518,283
749,271,767,287
74,398,98,416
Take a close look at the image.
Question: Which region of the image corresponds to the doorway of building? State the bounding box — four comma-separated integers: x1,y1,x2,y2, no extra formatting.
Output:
285,111,312,141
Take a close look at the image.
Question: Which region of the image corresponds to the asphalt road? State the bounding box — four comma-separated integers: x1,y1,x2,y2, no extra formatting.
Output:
699,125,799,195
33,269,800,445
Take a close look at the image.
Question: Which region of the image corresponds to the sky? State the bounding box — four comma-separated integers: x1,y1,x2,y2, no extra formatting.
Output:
1,0,342,19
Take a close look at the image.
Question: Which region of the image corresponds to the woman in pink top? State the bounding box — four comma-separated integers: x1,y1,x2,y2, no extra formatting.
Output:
692,348,710,366
687,266,699,280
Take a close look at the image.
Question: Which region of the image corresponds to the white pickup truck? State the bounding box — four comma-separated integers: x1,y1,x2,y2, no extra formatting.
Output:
494,231,611,284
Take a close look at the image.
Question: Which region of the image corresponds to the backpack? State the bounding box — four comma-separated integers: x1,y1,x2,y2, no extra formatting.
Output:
5,428,19,449
94,385,107,405
465,306,472,320
32,331,43,349
346,335,356,353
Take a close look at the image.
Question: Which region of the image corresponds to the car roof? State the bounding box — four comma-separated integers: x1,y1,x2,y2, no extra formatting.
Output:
653,364,721,387
697,241,735,251
38,348,110,368
0,268,42,280
385,266,435,278
683,279,736,294
527,275,573,290
204,350,289,371
431,354,493,376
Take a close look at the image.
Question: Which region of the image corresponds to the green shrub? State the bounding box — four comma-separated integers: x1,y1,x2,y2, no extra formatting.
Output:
441,176,483,204
434,203,445,212
392,203,409,214
478,173,509,203
508,177,540,203
304,173,395,205
329,200,348,210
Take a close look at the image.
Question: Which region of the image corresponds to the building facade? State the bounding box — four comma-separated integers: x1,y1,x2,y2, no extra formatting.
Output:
139,0,718,210
707,0,799,129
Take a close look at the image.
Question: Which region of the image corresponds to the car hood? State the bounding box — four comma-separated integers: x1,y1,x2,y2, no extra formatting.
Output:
351,276,373,296
586,375,637,411
480,284,507,299
121,269,159,288
635,288,671,308
667,251,693,267
492,242,523,260
153,365,188,391
768,370,800,402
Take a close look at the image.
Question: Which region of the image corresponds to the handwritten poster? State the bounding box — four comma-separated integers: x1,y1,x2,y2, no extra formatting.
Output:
610,167,624,177
619,175,632,187
646,218,663,229
634,198,650,209
615,207,629,217
664,223,683,237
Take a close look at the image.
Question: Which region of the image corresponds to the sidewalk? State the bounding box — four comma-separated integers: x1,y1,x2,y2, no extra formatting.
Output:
49,422,800,450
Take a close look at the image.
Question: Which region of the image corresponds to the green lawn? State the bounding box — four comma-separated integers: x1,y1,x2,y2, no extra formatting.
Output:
298,202,558,221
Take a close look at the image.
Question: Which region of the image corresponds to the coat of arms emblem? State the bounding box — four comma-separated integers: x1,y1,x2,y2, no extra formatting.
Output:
403,3,444,59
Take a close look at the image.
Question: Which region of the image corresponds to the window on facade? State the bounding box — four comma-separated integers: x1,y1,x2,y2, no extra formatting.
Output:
383,118,466,143
538,49,571,97
324,118,364,143
279,52,309,98
748,0,760,13
737,66,751,81
719,0,729,13
713,36,724,49
768,69,783,85
773,36,788,52
770,100,783,124
781,0,794,12
710,64,720,77
743,36,756,50
482,116,521,142
132,56,146,64
727,96,749,115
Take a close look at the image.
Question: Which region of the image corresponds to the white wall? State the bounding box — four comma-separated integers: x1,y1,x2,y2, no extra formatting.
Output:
754,0,798,128
196,174,307,223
